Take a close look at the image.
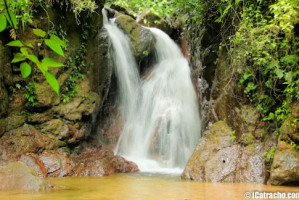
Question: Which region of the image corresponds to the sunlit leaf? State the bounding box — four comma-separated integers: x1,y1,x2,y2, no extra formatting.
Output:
0,14,7,32
6,40,23,47
45,71,60,95
27,54,39,64
42,57,64,67
5,10,17,29
45,39,64,57
11,53,26,63
50,34,67,47
33,28,46,38
20,62,31,78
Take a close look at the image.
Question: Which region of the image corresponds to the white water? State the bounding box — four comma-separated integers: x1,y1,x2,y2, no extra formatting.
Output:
103,10,201,174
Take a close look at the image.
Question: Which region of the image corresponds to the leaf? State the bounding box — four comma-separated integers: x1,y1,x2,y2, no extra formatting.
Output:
5,10,17,29
11,53,26,63
45,39,64,57
6,40,23,47
20,62,31,78
49,34,67,47
45,71,60,95
33,28,46,38
26,43,34,48
0,14,7,32
27,54,39,64
20,47,28,56
42,57,64,67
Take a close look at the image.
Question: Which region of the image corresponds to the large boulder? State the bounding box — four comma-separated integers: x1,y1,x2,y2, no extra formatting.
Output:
0,124,61,162
181,121,267,184
19,148,138,178
269,141,299,185
115,15,156,60
269,103,299,186
0,162,55,191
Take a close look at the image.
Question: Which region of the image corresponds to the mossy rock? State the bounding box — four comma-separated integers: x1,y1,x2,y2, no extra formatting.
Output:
115,15,156,60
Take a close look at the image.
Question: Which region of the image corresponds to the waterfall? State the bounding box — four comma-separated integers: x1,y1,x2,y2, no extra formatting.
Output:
103,10,201,174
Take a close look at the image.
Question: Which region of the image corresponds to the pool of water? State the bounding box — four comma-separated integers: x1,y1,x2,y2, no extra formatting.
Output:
0,173,298,200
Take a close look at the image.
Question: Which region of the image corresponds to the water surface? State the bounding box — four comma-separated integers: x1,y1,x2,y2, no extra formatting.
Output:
0,174,298,200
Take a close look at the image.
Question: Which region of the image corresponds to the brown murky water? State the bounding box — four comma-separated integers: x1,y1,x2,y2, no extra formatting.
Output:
0,173,298,200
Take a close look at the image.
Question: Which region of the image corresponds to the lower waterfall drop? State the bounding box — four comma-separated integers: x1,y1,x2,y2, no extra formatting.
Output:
103,10,201,174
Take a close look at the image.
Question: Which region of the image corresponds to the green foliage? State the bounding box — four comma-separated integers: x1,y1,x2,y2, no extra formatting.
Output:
24,82,37,108
8,28,66,95
61,23,88,102
220,0,299,128
263,147,276,167
106,0,177,19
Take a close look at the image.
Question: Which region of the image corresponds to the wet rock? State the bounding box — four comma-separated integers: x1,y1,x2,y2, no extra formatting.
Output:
115,15,156,60
0,162,55,191
70,148,139,176
0,124,60,162
182,121,267,184
18,148,138,178
20,152,71,177
270,141,299,185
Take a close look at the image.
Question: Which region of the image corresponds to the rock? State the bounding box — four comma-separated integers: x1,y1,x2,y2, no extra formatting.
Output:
27,111,53,124
52,86,100,121
0,124,60,162
35,81,60,108
0,114,26,134
115,15,156,60
0,162,55,191
40,119,65,136
182,121,267,184
270,141,299,185
18,148,138,178
280,103,299,143
138,13,173,36
70,148,139,176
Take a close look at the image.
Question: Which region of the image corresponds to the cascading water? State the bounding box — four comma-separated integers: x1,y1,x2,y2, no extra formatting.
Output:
103,10,201,174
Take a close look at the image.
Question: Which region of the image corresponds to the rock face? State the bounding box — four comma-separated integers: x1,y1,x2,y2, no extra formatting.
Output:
182,121,269,184
0,162,55,191
115,15,156,60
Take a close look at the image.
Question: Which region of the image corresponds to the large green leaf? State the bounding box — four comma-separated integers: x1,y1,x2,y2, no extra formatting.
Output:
27,54,39,64
45,71,60,95
45,39,65,57
0,14,7,32
11,53,26,63
33,28,46,38
42,57,64,67
5,10,17,29
50,34,67,47
20,62,31,78
6,40,23,47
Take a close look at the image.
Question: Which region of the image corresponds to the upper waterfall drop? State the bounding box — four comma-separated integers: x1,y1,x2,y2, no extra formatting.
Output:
103,10,201,174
